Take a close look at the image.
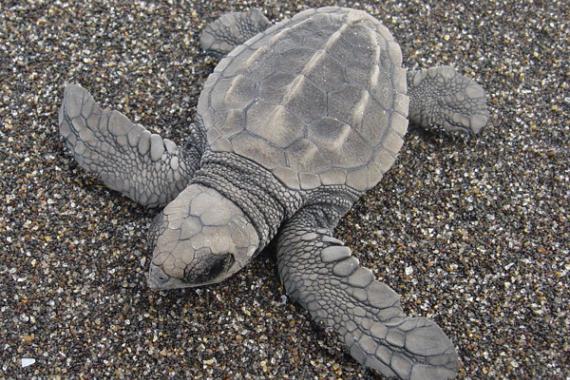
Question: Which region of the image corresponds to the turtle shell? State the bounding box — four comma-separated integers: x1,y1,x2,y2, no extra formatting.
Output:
197,7,408,191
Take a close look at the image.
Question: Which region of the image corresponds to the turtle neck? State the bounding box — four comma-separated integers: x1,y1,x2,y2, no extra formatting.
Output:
191,150,304,248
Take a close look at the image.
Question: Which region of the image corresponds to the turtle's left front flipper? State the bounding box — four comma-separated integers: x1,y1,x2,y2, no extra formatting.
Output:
59,84,203,208
200,9,271,56
277,207,458,379
407,66,489,136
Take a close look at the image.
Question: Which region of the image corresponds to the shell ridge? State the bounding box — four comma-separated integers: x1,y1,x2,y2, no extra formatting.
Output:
351,26,380,131
277,17,350,108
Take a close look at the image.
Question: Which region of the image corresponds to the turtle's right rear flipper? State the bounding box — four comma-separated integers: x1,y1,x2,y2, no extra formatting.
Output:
200,9,271,57
59,84,200,208
407,66,489,136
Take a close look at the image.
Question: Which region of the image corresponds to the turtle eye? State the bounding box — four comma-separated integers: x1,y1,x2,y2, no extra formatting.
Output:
186,253,235,284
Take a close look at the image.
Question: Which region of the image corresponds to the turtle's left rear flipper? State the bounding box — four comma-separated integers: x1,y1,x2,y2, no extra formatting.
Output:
200,9,271,57
59,84,202,208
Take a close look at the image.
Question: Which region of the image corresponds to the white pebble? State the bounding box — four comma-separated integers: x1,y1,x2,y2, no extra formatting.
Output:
21,358,36,367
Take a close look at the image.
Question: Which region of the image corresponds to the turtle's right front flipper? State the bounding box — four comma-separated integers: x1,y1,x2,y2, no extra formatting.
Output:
59,84,203,208
200,9,271,56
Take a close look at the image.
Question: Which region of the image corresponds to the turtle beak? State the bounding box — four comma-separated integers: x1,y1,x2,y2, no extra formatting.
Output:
147,263,192,290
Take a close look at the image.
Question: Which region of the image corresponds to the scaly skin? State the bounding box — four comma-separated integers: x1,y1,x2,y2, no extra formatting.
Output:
277,205,458,379
407,66,489,135
59,84,201,207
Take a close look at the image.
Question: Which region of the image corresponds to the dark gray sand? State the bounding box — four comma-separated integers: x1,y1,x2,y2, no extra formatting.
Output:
1,1,568,378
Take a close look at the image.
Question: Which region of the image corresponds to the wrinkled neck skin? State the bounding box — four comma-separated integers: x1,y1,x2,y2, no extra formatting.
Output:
193,151,362,246
180,122,208,179
192,151,305,248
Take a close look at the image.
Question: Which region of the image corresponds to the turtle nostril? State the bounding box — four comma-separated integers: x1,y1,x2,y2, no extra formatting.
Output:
149,263,170,285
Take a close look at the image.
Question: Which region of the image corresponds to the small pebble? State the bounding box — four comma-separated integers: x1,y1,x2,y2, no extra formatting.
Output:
21,358,35,368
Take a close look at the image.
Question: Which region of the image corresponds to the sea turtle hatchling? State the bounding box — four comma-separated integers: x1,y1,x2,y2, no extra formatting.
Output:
59,7,489,379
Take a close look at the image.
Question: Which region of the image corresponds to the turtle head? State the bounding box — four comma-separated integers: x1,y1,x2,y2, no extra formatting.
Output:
147,184,259,290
